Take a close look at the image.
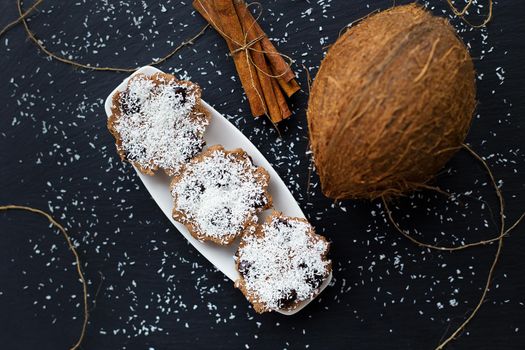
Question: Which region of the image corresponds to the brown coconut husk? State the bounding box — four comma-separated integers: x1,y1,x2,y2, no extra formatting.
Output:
307,4,476,200
306,10,524,348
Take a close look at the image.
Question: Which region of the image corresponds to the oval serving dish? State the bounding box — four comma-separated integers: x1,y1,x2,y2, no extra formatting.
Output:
104,66,332,315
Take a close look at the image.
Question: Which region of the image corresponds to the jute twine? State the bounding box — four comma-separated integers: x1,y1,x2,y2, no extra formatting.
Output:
0,0,42,38
195,1,293,79
0,0,210,71
1,1,517,350
307,3,517,347
446,0,493,28
0,205,89,350
381,143,524,349
194,0,295,132
0,3,210,343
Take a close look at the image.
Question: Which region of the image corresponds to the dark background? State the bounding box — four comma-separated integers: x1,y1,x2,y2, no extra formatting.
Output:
1,0,524,349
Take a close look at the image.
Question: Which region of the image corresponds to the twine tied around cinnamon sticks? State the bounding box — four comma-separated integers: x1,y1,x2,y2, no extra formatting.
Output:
193,0,301,125
229,35,264,55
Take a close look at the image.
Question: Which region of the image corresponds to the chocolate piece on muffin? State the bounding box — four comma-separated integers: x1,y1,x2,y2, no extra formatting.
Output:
108,72,210,175
235,212,331,313
170,145,272,245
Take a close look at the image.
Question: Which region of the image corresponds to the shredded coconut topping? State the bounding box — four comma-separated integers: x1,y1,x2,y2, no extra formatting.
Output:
236,215,330,311
171,147,270,244
113,74,208,174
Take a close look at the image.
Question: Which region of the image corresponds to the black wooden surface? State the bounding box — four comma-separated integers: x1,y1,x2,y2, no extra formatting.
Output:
1,1,524,349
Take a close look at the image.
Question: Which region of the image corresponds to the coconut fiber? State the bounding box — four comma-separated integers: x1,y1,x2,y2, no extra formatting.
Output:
307,4,476,200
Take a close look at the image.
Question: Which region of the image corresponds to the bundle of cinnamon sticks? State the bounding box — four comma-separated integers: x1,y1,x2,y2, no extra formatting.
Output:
193,0,300,123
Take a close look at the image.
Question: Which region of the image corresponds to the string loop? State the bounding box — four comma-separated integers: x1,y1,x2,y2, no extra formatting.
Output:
196,0,294,80
0,205,89,350
381,143,524,349
230,34,264,55
446,0,493,28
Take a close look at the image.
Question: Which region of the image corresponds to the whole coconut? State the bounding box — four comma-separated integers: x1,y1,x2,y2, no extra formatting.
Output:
307,4,476,200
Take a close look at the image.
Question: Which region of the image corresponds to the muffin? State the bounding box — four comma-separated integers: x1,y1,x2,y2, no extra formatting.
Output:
170,145,272,245
235,212,331,313
108,72,210,175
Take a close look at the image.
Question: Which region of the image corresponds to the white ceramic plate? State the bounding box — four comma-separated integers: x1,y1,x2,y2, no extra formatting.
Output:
104,66,332,315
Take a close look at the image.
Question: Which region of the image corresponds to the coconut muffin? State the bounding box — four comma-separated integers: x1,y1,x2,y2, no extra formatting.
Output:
108,72,210,176
235,212,331,313
170,145,272,245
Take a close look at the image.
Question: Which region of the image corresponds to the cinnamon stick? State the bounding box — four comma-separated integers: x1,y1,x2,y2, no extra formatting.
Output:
233,0,296,82
232,0,300,97
271,77,292,120
193,0,297,123
233,1,284,122
194,0,266,117
276,74,301,98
